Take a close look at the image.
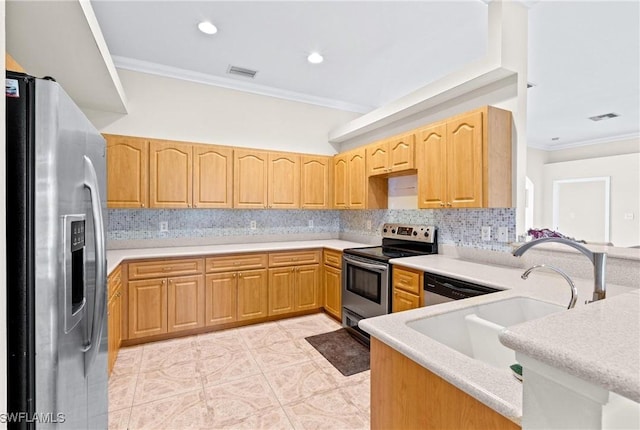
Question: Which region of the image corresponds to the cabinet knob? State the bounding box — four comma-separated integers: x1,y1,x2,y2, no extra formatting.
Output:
439,202,445,207
141,203,145,208
162,280,166,285
239,273,243,277
232,273,236,278
446,202,452,207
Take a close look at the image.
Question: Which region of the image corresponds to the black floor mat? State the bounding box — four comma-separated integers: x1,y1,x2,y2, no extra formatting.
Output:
305,329,370,376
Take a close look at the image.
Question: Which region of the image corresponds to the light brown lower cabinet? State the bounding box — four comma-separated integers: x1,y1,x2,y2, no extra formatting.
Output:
392,266,422,313
323,265,342,319
268,265,320,316
128,274,204,339
371,338,520,430
107,266,123,376
205,269,269,325
167,275,205,332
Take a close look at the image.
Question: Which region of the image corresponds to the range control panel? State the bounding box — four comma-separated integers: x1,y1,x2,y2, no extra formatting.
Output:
381,224,437,243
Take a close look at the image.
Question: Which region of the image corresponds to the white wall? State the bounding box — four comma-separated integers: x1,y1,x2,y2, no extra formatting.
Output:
527,147,548,229
540,153,640,247
84,69,360,155
1,2,7,425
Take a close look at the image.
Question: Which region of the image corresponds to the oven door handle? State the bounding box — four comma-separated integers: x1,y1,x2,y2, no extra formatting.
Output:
343,255,388,272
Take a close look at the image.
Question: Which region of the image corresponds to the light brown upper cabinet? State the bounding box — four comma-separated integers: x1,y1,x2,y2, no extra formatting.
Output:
332,154,348,209
300,155,331,209
333,148,366,209
366,133,415,177
417,106,512,209
268,153,300,208
193,145,233,208
105,135,149,208
234,149,269,209
149,140,193,208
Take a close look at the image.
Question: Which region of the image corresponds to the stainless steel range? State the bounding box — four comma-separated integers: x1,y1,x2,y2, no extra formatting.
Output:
342,224,438,343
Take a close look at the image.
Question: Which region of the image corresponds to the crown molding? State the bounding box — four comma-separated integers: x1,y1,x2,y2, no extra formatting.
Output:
112,56,373,114
528,132,640,151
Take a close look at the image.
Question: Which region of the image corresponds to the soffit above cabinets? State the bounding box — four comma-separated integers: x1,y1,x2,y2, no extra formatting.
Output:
6,0,128,114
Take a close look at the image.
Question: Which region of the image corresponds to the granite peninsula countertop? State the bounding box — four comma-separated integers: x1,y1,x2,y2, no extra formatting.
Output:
106,239,369,274
359,254,638,424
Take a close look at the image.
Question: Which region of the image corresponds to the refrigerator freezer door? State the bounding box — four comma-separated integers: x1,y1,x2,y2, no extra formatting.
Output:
33,78,107,429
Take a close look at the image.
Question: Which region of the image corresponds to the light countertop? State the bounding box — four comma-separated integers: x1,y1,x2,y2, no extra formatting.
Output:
359,254,637,423
500,288,640,403
106,239,368,274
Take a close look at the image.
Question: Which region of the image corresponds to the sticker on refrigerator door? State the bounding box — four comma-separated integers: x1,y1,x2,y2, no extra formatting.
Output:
6,79,19,98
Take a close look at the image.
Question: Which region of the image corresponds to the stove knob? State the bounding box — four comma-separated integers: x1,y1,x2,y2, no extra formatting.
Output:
391,229,396,234
383,228,388,233
424,232,430,237
412,231,418,236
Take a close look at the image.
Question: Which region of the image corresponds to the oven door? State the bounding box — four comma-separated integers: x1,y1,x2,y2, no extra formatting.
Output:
342,254,390,319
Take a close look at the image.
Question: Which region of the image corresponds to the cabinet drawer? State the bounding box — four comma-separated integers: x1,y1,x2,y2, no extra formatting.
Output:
323,249,342,269
108,265,123,298
128,258,204,280
268,250,321,267
206,253,268,273
392,288,420,313
392,267,422,295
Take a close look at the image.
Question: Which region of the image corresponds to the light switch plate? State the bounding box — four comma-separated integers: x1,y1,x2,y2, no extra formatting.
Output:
481,226,491,241
497,227,509,242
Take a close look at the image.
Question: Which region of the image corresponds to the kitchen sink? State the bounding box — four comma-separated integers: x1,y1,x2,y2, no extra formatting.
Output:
407,297,564,370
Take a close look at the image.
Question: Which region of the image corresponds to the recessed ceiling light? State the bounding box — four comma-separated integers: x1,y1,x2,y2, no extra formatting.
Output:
307,52,324,64
198,21,217,35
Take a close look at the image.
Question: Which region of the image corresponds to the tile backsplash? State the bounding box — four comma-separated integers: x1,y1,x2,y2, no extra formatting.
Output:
108,207,516,252
108,209,340,241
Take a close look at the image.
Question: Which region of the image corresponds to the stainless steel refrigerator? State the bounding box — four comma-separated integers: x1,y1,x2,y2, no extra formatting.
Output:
6,71,108,429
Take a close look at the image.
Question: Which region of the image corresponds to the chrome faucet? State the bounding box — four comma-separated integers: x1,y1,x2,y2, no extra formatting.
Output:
521,264,578,309
513,237,607,303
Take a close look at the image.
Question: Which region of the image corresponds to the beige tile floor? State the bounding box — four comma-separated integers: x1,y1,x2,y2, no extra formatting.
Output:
108,313,371,430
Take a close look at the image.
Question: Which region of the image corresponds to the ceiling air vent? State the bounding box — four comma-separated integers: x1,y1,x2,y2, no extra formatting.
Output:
589,112,620,122
227,65,258,79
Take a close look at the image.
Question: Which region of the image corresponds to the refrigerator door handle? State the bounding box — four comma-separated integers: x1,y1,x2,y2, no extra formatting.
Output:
81,155,107,375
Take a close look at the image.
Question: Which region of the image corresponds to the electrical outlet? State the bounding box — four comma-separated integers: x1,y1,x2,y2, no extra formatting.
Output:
250,220,256,230
481,226,491,241
497,227,509,242
308,219,314,228
366,220,372,230
159,221,168,232
624,213,635,220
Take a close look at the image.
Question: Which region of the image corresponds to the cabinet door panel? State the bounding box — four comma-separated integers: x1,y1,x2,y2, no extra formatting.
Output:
237,269,268,321
269,153,300,208
447,111,483,208
234,150,268,208
268,268,295,316
106,135,148,208
366,141,389,176
389,133,415,172
301,156,331,209
417,124,447,209
205,273,237,326
295,265,320,311
332,155,348,209
392,289,420,313
392,267,421,295
348,149,366,209
193,145,233,208
323,265,342,320
168,275,204,333
149,140,193,208
128,278,167,339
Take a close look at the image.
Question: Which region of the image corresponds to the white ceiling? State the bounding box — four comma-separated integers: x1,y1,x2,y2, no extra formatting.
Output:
90,0,639,149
